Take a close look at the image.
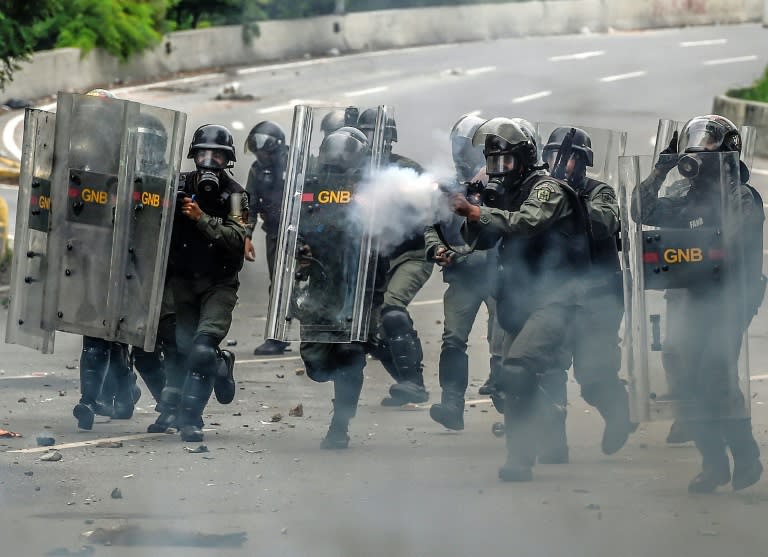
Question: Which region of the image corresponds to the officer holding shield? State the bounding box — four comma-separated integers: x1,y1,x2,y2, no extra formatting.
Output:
630,115,763,492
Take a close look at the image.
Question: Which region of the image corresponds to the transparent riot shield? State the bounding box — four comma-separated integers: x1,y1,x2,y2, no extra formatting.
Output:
537,122,627,185
619,151,754,423
43,93,186,351
653,119,755,172
266,105,389,343
5,109,56,353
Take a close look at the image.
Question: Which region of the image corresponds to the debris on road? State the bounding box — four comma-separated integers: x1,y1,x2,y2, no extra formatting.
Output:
270,413,283,423
24,471,33,476
184,445,209,454
276,374,285,379
226,339,238,346
17,397,26,403
585,504,601,510
214,82,254,101
110,488,123,499
295,367,305,376
289,404,303,417
65,364,77,370
81,524,247,547
0,429,22,438
40,451,62,462
95,441,123,448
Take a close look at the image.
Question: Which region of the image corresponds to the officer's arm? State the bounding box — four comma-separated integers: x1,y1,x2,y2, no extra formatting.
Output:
245,166,263,226
630,171,687,226
467,182,570,239
424,225,443,260
589,184,620,239
195,213,247,256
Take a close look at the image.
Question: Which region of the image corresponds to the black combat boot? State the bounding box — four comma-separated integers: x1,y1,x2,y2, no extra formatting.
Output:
73,339,109,430
689,420,731,493
147,387,181,433
499,394,536,482
725,419,763,491
213,350,236,404
537,370,569,464
582,379,636,455
380,309,429,406
253,339,290,356
479,355,502,396
321,361,364,450
111,344,139,420
178,372,214,442
429,347,467,430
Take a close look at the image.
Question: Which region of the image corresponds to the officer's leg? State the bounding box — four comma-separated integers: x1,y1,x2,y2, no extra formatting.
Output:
111,343,141,420
254,233,289,356
198,282,239,406
724,418,762,490
133,310,175,408
325,344,366,449
662,291,697,444
379,255,433,405
688,419,731,493
95,356,117,418
73,336,110,430
177,335,218,442
480,296,505,399
498,304,571,482
430,276,483,430
574,295,635,454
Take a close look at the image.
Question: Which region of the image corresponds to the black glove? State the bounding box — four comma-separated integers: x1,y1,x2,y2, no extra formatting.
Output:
655,131,679,174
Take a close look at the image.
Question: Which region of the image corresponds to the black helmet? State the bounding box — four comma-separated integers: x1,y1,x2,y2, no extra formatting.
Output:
511,118,539,151
187,124,236,163
678,115,741,154
318,126,369,170
321,110,346,137
245,121,285,155
450,114,486,181
357,108,397,143
543,127,594,166
472,117,537,178
134,112,168,166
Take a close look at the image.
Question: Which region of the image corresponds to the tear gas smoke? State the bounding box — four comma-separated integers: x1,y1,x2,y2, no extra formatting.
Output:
351,166,455,256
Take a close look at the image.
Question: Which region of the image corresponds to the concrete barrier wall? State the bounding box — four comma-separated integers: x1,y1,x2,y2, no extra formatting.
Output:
713,94,768,157
3,0,764,101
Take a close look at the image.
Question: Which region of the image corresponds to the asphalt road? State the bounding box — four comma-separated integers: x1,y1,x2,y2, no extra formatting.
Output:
4,23,768,557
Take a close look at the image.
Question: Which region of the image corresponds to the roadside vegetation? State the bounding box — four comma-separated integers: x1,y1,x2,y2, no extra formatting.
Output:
0,0,528,89
728,66,768,103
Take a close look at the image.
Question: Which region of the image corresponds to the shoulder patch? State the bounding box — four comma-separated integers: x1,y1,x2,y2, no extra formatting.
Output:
533,181,557,202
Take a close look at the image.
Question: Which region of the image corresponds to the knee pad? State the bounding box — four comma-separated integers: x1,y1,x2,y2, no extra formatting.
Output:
498,364,537,397
187,343,219,377
380,308,414,338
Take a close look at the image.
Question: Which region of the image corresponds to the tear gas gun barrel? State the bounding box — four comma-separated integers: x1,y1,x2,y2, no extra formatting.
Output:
551,127,577,181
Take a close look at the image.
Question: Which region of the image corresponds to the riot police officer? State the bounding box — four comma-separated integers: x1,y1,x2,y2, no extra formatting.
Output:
631,115,764,492
452,117,590,482
321,110,346,138
356,108,434,406
244,121,291,356
298,126,373,449
160,124,244,442
541,126,635,457
427,113,501,430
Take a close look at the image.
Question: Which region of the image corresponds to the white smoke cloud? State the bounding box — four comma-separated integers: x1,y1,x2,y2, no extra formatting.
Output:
351,167,456,256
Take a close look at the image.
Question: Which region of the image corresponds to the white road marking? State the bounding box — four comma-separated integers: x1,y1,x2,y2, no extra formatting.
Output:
599,71,647,82
7,430,214,454
410,397,491,409
703,55,758,66
231,120,244,130
343,86,389,98
0,372,53,380
237,356,302,364
751,374,768,381
3,113,24,160
511,90,552,104
680,39,727,47
258,99,330,114
465,66,496,76
236,43,455,76
409,298,443,306
649,134,656,146
548,50,604,61
0,184,17,190
753,168,768,176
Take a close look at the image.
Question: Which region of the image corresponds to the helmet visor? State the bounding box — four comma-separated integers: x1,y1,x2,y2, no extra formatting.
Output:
486,153,517,176
194,149,229,170
679,120,727,153
248,133,279,153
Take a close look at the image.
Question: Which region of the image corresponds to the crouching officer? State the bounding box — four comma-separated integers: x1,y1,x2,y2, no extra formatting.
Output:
154,124,244,442
452,118,590,482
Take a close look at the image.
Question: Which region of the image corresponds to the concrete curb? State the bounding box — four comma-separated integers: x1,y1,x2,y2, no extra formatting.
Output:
713,94,768,157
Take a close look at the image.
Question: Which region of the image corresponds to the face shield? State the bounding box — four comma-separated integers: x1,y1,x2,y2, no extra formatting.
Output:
678,119,728,153
194,149,229,170
486,152,518,176
248,133,280,153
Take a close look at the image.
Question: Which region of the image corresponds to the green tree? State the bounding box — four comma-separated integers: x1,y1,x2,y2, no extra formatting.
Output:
34,0,171,61
0,1,59,90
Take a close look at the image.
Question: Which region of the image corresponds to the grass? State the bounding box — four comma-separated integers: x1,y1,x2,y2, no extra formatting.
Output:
728,66,768,103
